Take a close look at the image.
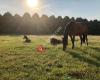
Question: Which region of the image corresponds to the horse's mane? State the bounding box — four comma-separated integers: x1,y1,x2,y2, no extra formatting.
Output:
65,21,74,32
67,21,75,26
67,21,86,27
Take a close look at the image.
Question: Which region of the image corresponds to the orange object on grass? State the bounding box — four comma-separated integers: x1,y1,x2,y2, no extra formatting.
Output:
37,45,45,52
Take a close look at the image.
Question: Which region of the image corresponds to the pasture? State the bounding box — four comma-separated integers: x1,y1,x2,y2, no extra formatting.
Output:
0,35,100,80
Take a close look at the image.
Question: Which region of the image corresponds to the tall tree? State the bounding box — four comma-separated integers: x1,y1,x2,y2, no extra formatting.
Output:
2,12,13,34
21,12,32,34
32,13,40,34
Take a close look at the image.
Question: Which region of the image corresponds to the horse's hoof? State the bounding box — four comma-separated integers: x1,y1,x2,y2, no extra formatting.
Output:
63,49,66,51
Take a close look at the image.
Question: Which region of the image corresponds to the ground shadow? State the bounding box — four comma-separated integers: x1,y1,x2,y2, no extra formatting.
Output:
89,46,100,53
73,46,100,62
89,46,100,61
66,49,100,67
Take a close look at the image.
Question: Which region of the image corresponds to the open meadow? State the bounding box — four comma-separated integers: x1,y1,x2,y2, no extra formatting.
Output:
0,35,100,80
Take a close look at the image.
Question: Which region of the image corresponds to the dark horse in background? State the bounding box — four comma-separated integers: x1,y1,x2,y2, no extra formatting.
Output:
23,35,31,43
63,21,88,51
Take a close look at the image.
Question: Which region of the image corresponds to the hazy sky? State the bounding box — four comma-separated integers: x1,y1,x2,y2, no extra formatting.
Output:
0,0,100,20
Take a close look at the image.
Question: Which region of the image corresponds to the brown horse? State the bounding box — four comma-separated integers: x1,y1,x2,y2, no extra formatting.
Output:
63,21,88,51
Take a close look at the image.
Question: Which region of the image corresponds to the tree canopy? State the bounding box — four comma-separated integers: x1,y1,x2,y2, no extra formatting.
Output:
0,12,100,35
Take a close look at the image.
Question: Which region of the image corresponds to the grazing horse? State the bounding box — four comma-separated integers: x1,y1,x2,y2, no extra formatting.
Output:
23,35,31,43
63,21,88,51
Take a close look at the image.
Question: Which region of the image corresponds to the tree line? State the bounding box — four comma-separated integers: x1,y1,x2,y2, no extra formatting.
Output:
0,12,100,35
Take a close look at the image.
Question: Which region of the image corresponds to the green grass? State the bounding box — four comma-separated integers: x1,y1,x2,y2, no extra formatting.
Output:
0,35,100,80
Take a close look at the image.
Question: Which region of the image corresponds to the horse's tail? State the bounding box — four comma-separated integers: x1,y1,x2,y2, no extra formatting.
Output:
82,34,85,43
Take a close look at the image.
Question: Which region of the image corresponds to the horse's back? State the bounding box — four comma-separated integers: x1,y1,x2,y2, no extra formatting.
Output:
68,22,88,35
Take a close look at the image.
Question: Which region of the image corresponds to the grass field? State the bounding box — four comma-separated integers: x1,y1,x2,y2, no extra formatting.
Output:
0,35,100,80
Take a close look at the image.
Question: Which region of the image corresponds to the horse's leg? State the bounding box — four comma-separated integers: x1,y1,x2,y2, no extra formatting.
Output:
79,35,83,46
82,33,86,43
69,35,73,48
85,34,88,46
63,37,68,51
72,35,75,49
